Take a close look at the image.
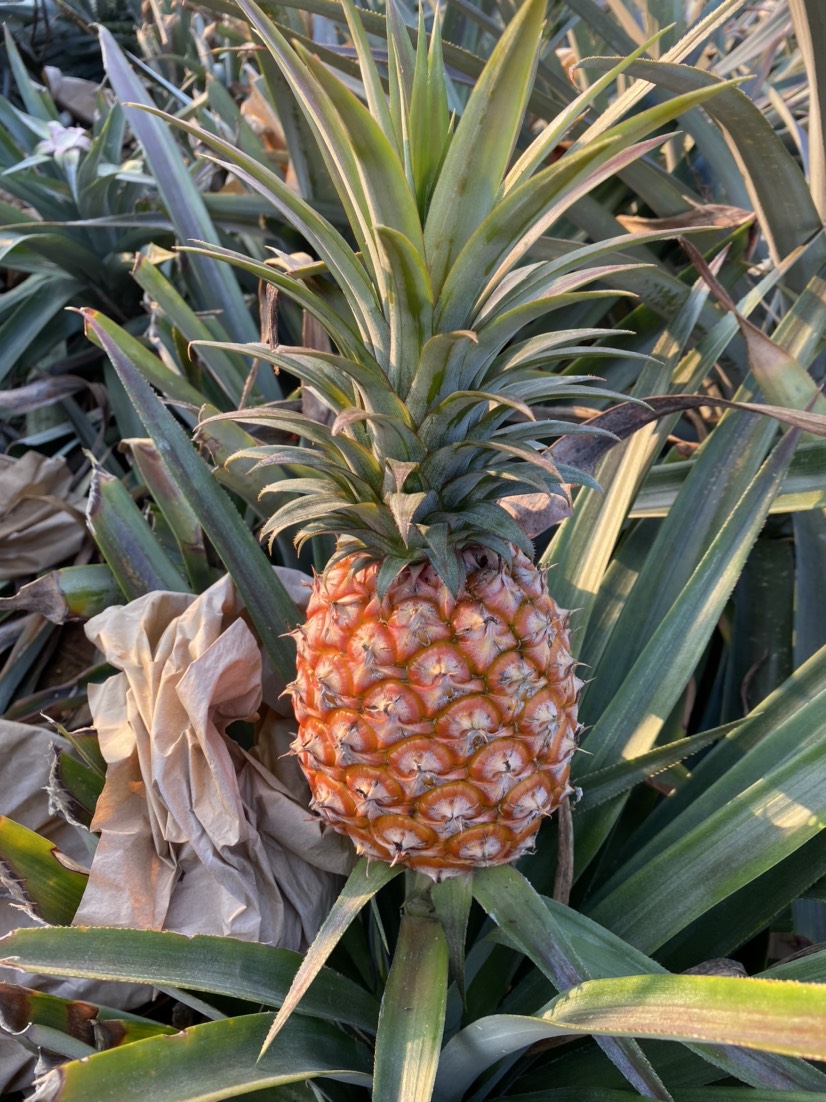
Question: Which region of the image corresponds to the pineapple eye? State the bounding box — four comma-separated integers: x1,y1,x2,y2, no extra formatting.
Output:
469,739,532,783
387,738,456,778
447,825,510,864
502,775,554,820
372,815,437,857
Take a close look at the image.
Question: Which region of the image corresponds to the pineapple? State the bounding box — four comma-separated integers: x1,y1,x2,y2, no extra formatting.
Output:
291,546,581,878
192,0,722,882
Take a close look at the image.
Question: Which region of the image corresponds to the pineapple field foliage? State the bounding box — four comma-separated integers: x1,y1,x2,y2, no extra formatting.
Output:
0,0,826,1098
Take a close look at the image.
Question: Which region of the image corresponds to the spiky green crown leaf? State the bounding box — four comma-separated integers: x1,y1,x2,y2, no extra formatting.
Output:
194,0,731,592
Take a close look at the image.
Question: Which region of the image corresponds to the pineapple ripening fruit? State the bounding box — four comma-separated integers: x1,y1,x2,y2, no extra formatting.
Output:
292,545,581,879
195,0,715,880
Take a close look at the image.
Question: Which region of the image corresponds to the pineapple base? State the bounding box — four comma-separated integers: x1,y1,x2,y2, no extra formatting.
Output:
289,546,581,881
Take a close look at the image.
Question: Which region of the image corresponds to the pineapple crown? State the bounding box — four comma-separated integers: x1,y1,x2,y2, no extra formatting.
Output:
192,0,729,595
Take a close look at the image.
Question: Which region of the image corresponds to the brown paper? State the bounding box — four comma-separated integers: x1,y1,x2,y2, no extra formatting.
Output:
74,571,353,950
0,453,86,580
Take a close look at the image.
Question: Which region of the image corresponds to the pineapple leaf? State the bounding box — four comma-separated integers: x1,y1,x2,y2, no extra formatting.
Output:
574,727,729,811
504,27,671,191
0,818,87,927
409,6,450,215
498,328,634,369
423,0,545,294
51,747,105,829
197,341,407,419
431,874,473,1003
86,466,191,599
330,409,422,460
437,976,826,1101
418,389,534,449
632,442,826,519
385,0,418,171
495,419,617,443
338,0,396,147
579,55,826,290
372,908,448,1102
260,477,350,498
179,242,364,357
2,30,59,122
237,0,422,310
435,135,619,331
467,130,708,328
419,522,462,595
443,70,743,329
0,565,122,624
233,444,352,473
82,309,300,677
80,305,206,409
386,491,430,547
545,975,826,1059
130,105,386,353
553,395,826,483
590,731,826,956
375,224,435,395
588,653,826,947
680,237,826,415
405,330,479,423
376,554,416,600
208,407,381,485
99,27,255,344
477,262,650,330
789,0,826,218
574,427,803,873
28,1013,371,1101
260,857,400,1055
131,258,250,406
0,926,379,1030
260,494,352,545
123,439,213,594
0,982,173,1056
446,502,535,559
266,469,377,502
298,41,426,256
471,866,672,1100
483,891,826,1093
460,438,564,479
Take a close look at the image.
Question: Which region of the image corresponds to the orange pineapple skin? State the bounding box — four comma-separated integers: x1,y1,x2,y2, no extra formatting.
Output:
289,546,581,881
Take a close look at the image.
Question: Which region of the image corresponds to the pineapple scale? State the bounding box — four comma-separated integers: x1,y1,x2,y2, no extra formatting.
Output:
289,546,582,881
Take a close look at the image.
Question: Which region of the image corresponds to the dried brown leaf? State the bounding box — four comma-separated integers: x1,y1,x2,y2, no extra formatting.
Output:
0,378,86,415
0,454,86,581
554,394,826,474
617,203,755,233
501,487,574,537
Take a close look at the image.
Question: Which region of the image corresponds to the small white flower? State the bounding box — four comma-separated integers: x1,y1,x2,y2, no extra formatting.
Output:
35,120,91,157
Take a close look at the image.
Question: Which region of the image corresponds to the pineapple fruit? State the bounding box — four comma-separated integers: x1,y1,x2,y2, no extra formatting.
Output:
291,546,581,879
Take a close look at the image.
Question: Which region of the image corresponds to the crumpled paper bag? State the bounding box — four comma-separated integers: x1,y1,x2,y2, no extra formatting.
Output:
0,453,86,580
0,720,150,1095
74,571,353,950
